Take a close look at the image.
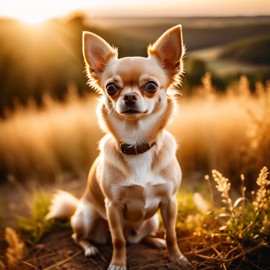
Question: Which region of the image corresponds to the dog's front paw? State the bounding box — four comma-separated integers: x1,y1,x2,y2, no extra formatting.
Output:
171,254,195,270
84,246,99,257
107,265,127,270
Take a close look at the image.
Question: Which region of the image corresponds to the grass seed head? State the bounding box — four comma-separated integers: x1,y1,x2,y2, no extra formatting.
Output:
4,227,25,270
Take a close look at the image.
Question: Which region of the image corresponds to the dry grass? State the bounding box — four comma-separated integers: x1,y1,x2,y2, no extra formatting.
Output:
0,87,101,180
174,74,270,184
176,166,270,270
1,75,269,185
1,227,25,270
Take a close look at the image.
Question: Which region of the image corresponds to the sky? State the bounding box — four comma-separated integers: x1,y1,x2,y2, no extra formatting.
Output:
1,0,270,24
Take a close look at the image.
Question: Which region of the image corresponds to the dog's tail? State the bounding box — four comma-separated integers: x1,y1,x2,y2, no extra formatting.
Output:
46,190,79,220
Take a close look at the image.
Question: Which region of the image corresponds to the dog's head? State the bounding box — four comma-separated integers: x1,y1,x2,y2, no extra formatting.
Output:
83,25,184,120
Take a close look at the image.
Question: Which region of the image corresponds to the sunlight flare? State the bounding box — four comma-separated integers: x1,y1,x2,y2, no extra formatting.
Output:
0,0,89,25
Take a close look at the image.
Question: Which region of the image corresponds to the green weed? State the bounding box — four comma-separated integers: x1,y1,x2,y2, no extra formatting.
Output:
17,190,54,245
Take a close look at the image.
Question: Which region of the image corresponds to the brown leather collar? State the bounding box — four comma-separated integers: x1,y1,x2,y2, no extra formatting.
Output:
120,142,156,155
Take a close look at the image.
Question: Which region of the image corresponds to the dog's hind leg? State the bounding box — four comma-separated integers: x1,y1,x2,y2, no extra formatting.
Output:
71,200,106,257
142,235,166,249
72,233,99,257
141,214,166,249
127,214,166,249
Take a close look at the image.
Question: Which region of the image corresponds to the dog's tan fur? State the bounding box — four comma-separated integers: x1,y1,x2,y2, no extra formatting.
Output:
47,25,193,270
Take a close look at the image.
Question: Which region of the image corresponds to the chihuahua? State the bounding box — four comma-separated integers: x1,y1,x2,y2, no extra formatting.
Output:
47,25,193,270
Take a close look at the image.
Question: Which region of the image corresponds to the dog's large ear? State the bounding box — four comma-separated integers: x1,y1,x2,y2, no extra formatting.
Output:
83,32,117,79
148,25,184,76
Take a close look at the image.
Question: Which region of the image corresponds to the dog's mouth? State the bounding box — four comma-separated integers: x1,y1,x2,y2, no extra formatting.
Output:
122,109,143,114
121,108,149,116
120,105,147,115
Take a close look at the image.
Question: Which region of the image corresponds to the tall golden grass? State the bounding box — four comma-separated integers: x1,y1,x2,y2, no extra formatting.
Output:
0,75,269,188
0,86,101,180
176,74,270,185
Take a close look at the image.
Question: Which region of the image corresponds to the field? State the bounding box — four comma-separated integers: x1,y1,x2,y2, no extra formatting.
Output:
0,75,270,184
0,15,270,270
0,75,269,180
0,75,270,269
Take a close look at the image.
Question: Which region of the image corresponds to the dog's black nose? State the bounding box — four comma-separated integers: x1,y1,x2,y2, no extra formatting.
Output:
123,93,138,105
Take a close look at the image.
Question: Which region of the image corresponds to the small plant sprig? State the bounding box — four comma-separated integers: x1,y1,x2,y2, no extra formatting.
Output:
211,166,270,245
212,170,233,214
4,227,25,270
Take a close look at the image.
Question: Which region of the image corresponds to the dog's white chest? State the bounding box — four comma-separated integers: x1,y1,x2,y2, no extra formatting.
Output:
124,149,166,186
120,183,171,223
118,152,173,222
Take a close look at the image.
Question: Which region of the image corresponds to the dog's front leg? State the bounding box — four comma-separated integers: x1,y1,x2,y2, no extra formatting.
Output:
106,200,127,270
160,197,194,269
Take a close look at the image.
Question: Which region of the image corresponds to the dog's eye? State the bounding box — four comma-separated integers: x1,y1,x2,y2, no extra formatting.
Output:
106,83,118,96
144,81,158,93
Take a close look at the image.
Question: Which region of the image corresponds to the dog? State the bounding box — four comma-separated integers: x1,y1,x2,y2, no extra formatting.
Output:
46,25,193,270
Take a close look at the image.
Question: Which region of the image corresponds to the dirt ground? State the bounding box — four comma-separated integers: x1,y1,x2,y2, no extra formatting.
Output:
21,229,195,270
19,228,270,270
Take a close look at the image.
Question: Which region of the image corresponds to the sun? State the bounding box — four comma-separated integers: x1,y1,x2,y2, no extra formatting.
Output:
13,11,52,26
1,0,83,26
1,1,57,25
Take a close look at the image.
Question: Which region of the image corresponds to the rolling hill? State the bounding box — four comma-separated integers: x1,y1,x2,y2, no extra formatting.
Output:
220,34,270,64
